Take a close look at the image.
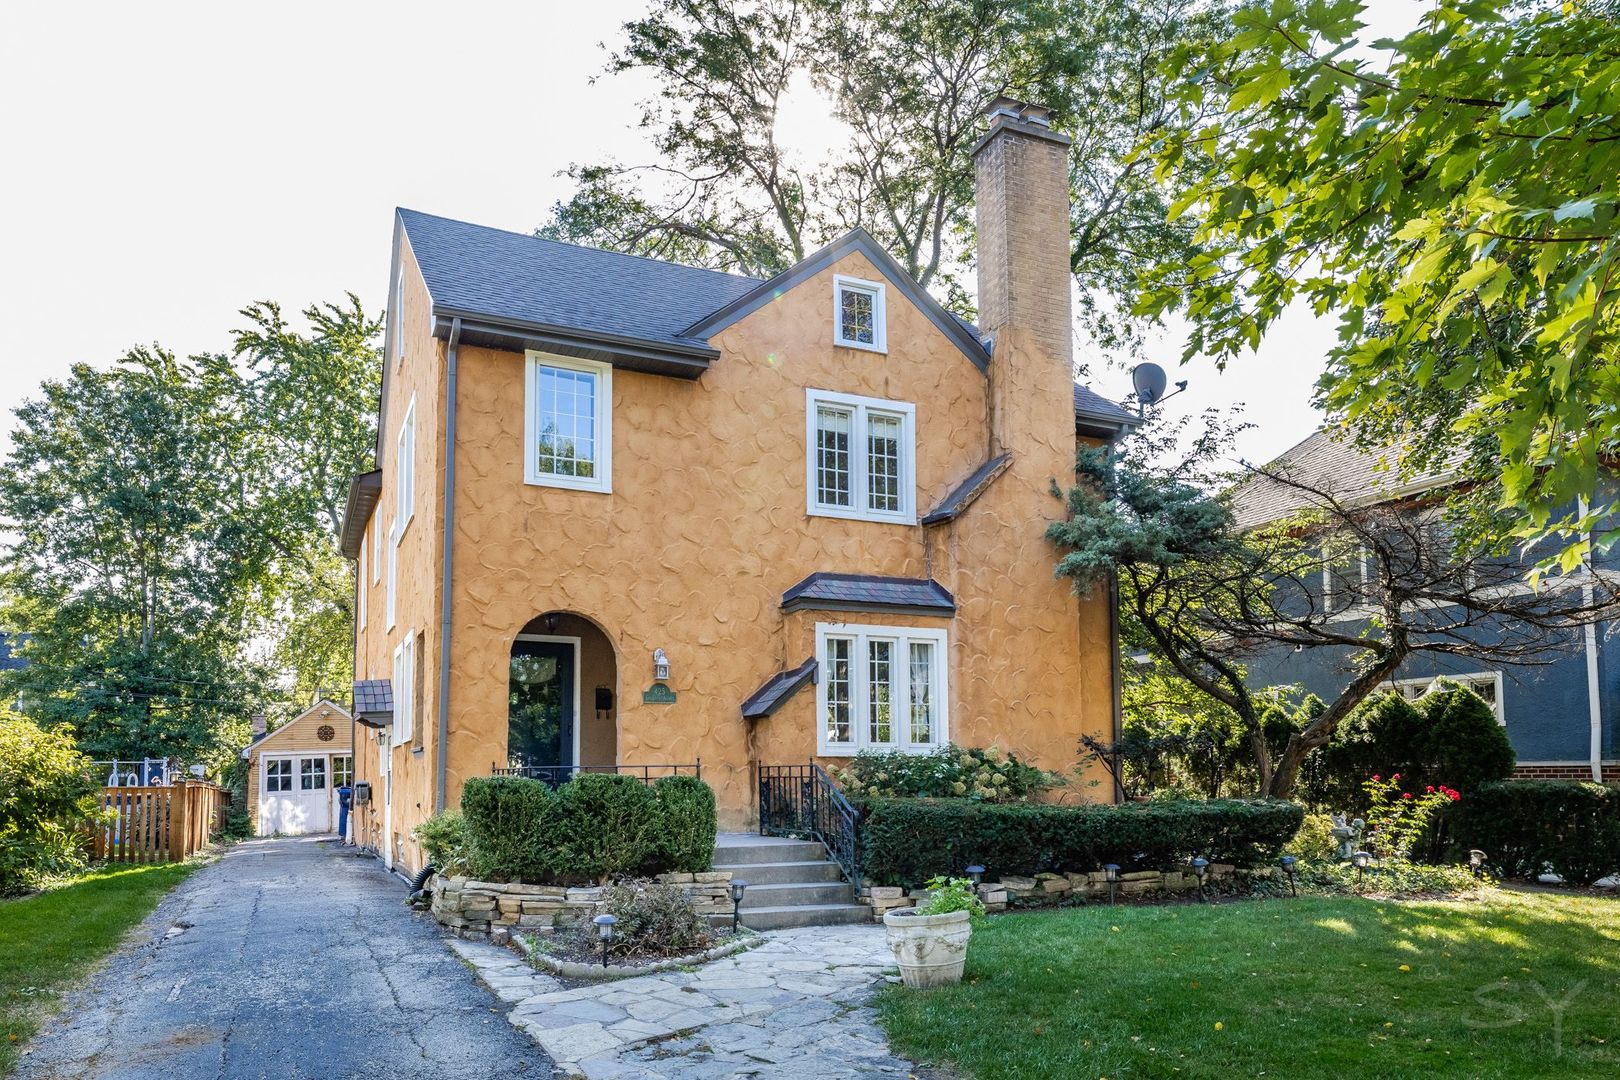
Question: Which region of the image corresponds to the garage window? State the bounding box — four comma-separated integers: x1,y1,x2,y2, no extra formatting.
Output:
266,758,292,793
300,757,327,791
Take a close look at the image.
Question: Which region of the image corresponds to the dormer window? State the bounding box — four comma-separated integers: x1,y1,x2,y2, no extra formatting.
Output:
833,275,886,352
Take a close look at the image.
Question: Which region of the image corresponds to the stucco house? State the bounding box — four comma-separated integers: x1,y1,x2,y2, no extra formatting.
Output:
1230,429,1618,783
340,98,1137,876
240,697,355,836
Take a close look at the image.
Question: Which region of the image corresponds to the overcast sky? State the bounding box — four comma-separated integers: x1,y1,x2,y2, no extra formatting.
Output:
0,0,1423,469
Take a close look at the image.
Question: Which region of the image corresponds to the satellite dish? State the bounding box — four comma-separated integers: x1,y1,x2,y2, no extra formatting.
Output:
1131,362,1169,406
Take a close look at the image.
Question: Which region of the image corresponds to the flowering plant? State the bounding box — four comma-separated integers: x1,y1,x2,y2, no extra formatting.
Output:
1362,773,1459,860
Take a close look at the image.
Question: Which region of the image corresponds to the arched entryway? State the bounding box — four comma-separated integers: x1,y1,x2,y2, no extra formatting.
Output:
508,612,618,774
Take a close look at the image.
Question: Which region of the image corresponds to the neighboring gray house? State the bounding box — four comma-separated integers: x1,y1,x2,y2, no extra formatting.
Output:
1231,430,1618,782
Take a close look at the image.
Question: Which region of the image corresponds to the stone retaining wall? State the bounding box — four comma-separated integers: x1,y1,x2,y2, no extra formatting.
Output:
860,864,1254,921
430,871,735,936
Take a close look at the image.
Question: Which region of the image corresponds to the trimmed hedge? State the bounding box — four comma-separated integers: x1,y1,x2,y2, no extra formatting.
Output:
860,797,1304,888
460,776,556,882
458,773,718,884
1444,781,1620,884
653,775,717,873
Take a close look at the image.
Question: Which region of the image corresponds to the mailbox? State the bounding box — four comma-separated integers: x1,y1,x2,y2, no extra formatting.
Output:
353,780,372,805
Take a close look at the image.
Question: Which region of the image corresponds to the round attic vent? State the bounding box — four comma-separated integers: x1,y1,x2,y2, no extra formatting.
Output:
317,724,336,742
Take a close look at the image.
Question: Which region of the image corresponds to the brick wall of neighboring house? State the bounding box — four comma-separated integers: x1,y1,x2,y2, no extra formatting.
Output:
1512,762,1620,782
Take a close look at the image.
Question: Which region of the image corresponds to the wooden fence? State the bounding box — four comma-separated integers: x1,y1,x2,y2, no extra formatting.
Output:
91,780,228,863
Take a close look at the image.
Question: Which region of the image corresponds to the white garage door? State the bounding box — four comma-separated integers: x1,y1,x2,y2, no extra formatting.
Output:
259,754,332,835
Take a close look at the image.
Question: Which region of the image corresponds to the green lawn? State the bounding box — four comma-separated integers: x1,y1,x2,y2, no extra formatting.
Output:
1,863,195,1076
877,889,1620,1079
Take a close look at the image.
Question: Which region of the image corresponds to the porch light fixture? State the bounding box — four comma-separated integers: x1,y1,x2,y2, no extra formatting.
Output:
964,864,985,887
1191,857,1210,901
593,913,617,969
1352,850,1372,890
1468,849,1486,878
653,648,671,682
729,878,748,931
1279,855,1298,897
1103,864,1120,906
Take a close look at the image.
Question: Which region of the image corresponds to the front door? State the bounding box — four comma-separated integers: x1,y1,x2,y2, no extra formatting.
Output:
260,754,331,835
509,637,577,771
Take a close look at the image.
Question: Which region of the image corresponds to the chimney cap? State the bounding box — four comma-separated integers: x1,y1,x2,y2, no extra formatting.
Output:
974,96,1071,154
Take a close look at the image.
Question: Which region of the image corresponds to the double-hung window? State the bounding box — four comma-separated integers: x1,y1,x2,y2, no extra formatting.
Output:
396,397,416,536
525,351,612,492
816,623,947,755
393,265,407,365
385,520,397,631
358,547,368,631
833,275,886,352
806,390,915,523
393,632,416,744
1390,672,1505,725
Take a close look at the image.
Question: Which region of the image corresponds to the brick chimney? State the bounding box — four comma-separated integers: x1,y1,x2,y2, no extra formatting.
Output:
251,713,267,738
972,97,1075,468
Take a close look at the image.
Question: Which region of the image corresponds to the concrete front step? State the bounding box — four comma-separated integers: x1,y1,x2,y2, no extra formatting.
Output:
738,902,875,931
739,880,857,907
711,859,846,885
712,835,827,865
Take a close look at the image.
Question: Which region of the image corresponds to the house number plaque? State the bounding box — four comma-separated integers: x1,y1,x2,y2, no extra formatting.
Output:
642,682,677,704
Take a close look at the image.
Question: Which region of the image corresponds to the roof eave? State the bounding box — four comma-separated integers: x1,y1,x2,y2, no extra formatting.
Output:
338,470,383,560
430,310,717,379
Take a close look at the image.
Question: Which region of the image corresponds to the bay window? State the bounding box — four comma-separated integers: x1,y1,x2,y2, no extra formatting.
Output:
816,623,947,755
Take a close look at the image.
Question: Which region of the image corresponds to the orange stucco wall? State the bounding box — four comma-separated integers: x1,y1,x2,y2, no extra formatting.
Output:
354,244,1117,871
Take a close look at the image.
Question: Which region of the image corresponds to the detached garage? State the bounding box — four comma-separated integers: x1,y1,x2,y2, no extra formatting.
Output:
243,698,354,837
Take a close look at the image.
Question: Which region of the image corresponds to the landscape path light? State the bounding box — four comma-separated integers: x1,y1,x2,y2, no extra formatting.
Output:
1469,849,1486,878
1103,863,1120,906
1352,850,1372,890
964,864,985,888
1279,855,1298,898
1191,857,1210,901
729,878,749,932
593,914,617,969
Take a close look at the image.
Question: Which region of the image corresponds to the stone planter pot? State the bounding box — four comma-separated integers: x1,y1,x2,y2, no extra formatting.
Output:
883,909,972,988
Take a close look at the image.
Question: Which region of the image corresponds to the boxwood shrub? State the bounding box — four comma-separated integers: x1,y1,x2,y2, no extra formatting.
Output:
458,773,719,884
860,797,1304,888
1444,781,1620,884
652,775,716,873
459,776,556,882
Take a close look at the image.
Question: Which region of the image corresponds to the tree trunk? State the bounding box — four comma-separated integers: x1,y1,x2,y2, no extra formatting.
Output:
1265,654,1406,799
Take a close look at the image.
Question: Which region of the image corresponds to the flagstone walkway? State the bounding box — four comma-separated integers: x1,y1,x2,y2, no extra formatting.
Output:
450,925,917,1079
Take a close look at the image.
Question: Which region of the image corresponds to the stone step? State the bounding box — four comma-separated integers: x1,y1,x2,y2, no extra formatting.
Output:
738,902,874,931
712,837,828,865
711,859,846,885
739,880,857,907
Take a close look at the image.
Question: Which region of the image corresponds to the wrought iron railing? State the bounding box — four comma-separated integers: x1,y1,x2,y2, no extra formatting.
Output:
491,762,701,788
758,763,860,885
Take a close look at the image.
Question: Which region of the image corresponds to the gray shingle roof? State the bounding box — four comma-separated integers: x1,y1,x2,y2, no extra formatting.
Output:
741,657,817,720
352,679,394,729
398,209,760,355
1074,384,1141,429
781,573,956,616
1226,429,1463,529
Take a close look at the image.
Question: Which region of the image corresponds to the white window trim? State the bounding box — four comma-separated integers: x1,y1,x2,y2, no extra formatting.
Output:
358,547,368,631
385,520,397,631
394,264,407,366
395,396,416,538
371,521,382,585
815,622,948,756
393,632,416,744
1389,671,1505,726
804,388,916,525
263,755,295,794
524,351,613,493
832,274,887,353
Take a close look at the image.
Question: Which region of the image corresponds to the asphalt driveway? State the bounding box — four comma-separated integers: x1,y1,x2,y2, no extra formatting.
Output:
18,836,555,1080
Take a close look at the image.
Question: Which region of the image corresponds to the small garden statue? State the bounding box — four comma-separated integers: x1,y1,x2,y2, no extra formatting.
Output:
1330,813,1366,861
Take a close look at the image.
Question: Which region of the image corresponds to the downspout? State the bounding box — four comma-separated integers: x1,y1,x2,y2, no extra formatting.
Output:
1581,498,1603,783
436,317,462,811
